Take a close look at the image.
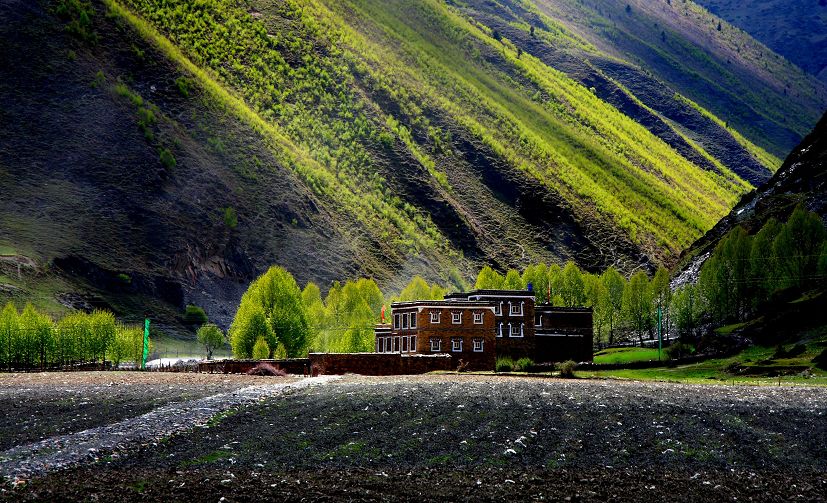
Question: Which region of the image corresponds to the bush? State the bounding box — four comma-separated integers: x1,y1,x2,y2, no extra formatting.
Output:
252,336,270,360
246,362,286,376
558,360,577,378
514,357,534,372
495,356,514,372
159,148,176,171
183,304,208,325
223,207,238,229
773,343,806,359
665,342,693,360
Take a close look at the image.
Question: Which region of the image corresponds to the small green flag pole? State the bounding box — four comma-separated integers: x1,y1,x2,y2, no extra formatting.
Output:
657,305,663,362
142,318,150,370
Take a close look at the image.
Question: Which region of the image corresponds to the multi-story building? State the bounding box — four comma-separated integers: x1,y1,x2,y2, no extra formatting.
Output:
375,288,593,370
374,300,496,371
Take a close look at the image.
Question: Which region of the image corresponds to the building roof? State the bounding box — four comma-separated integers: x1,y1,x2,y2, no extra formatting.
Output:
390,299,495,309
444,289,535,300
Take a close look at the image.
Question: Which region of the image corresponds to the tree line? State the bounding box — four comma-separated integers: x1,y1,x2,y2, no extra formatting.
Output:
0,303,148,370
227,206,826,358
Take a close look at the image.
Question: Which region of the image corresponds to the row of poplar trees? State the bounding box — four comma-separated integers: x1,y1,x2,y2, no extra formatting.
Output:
0,304,147,370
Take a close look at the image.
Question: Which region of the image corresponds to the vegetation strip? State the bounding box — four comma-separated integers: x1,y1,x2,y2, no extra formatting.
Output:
0,376,338,485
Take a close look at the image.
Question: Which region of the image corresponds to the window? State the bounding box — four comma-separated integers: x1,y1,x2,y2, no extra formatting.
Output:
384,337,391,353
510,301,524,316
510,323,523,337
402,313,409,329
394,337,400,352
402,336,408,352
376,339,381,353
452,338,463,352
393,314,400,330
430,311,441,323
495,302,502,315
452,312,462,324
430,338,441,352
535,314,543,327
473,338,484,352
410,335,417,352
497,323,503,337
473,312,483,324
410,313,417,329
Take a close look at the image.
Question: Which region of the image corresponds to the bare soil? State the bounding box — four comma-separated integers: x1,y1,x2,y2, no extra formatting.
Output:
0,371,285,450
2,373,825,501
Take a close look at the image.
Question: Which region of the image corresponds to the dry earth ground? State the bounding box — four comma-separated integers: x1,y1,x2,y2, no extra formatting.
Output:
1,373,825,502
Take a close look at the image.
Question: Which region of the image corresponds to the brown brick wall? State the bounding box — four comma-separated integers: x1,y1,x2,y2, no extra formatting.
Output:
308,353,454,375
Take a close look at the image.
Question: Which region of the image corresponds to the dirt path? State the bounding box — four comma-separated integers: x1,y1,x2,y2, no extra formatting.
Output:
0,375,339,485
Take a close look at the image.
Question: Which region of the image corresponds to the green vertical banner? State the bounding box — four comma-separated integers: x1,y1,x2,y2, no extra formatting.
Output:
142,318,150,370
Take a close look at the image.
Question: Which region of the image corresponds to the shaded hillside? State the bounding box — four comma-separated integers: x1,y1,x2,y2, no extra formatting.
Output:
676,110,827,276
0,0,823,327
695,0,827,82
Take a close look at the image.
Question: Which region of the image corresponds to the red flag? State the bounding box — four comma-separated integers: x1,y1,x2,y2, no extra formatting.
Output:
381,304,386,324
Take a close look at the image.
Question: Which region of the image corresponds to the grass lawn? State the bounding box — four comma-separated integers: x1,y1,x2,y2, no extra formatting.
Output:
593,346,665,364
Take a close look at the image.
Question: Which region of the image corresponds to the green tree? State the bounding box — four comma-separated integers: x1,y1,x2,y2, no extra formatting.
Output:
699,226,752,322
231,308,275,358
252,336,270,359
0,303,19,369
197,323,225,360
547,263,564,306
503,269,524,290
302,282,326,350
229,266,309,358
651,267,671,338
750,218,781,304
584,273,608,344
623,270,651,344
560,261,586,307
671,284,702,339
772,205,826,290
522,263,549,303
399,276,444,301
475,266,504,289
89,309,116,365
18,304,53,369
601,267,626,344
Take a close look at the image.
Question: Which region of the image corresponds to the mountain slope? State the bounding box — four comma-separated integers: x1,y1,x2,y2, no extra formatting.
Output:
694,0,827,83
0,0,824,326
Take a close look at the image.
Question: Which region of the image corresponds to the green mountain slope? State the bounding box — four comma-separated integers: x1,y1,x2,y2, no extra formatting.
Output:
0,0,824,326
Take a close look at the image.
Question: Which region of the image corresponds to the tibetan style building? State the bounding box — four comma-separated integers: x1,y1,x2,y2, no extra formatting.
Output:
374,289,593,371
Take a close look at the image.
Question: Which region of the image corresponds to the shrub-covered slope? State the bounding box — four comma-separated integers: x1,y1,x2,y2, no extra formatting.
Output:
0,0,823,326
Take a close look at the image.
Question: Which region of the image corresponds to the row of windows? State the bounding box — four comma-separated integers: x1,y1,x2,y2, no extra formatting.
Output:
393,310,485,329
428,338,484,353
494,301,525,317
497,323,524,338
376,335,417,353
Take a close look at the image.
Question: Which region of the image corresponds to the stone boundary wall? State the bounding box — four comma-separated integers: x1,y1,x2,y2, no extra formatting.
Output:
197,359,311,375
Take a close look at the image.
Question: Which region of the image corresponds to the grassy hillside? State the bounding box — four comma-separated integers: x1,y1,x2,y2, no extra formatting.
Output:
0,0,823,327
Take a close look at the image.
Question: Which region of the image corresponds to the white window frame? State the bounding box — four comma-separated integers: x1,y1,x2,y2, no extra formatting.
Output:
402,313,409,329
410,335,417,353
410,313,417,329
452,338,463,352
384,337,391,353
376,339,381,353
393,314,400,330
510,323,523,338
452,312,462,324
473,312,483,324
402,336,408,352
495,302,502,315
497,323,503,337
394,337,400,352
430,338,441,352
510,301,524,316
535,314,543,327
473,339,484,352
430,311,441,324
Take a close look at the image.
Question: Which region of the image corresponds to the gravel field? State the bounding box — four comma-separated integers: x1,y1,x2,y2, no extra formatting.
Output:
2,373,826,502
